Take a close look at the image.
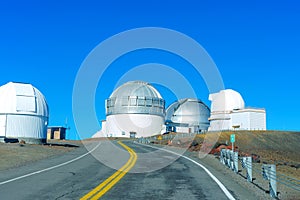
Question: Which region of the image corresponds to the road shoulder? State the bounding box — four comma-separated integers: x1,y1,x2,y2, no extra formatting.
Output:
140,143,272,200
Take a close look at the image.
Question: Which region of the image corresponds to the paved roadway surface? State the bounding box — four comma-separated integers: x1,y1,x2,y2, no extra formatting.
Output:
0,140,256,200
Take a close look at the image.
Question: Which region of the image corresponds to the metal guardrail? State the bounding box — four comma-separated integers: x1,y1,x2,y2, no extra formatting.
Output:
137,133,199,146
137,134,300,199
220,149,300,198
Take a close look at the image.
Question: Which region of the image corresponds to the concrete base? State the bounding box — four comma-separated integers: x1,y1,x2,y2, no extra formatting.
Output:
0,137,46,144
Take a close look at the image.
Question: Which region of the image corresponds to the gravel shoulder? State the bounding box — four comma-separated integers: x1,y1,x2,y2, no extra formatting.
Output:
0,140,81,172
146,143,270,200
149,131,300,200
186,152,296,200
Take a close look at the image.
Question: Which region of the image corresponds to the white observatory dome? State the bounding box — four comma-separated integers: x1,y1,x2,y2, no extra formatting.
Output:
110,81,162,99
166,98,210,131
105,81,165,138
209,89,245,112
208,89,266,131
0,82,49,143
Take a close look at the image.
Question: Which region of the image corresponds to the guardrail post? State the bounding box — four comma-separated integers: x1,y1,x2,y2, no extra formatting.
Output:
226,150,231,168
233,152,239,173
230,151,234,171
220,149,226,165
220,149,223,163
242,157,252,182
226,150,230,166
223,149,227,165
262,164,277,198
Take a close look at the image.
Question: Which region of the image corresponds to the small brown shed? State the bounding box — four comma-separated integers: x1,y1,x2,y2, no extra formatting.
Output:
47,126,67,140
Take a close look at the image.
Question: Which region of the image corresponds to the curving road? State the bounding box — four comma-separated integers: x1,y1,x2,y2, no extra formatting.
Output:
0,140,256,200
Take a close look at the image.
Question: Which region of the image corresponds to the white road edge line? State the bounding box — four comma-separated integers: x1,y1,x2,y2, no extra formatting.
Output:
135,142,236,200
0,142,101,186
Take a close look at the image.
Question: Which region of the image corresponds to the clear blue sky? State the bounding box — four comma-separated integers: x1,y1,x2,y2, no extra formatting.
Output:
1,1,299,139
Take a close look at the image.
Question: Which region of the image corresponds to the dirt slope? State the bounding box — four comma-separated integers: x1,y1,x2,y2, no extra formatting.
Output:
163,131,300,181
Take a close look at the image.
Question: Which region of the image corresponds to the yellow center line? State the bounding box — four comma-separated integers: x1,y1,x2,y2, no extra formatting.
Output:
81,153,134,200
80,141,137,200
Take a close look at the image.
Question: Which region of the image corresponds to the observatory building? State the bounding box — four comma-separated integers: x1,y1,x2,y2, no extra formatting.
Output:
208,89,266,131
96,81,165,138
0,82,49,144
165,98,210,133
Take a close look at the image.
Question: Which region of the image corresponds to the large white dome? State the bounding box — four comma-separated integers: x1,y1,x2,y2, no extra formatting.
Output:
110,81,162,99
0,82,49,143
104,81,165,138
106,81,165,117
209,89,245,112
166,98,210,130
0,82,48,117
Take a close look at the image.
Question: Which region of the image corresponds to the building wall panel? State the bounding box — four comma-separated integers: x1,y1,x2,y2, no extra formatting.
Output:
249,112,266,130
231,112,250,130
6,115,47,139
0,115,6,137
106,114,164,138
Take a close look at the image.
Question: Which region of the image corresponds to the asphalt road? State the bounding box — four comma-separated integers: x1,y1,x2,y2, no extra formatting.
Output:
0,140,253,200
